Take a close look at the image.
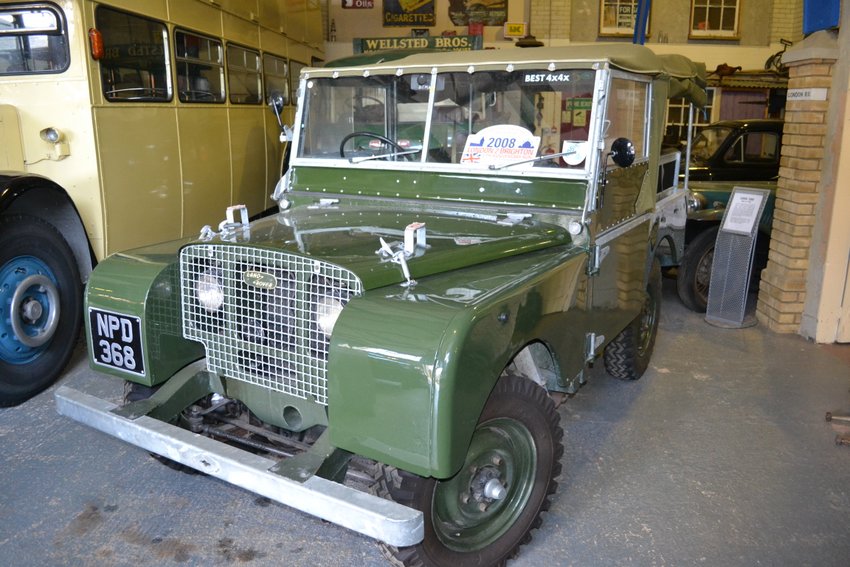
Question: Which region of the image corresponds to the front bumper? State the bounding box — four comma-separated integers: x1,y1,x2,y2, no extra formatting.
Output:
54,385,424,547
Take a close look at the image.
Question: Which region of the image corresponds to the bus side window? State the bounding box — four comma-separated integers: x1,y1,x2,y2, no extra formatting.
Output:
263,54,289,106
175,30,224,103
0,5,69,75
226,44,261,104
95,7,171,102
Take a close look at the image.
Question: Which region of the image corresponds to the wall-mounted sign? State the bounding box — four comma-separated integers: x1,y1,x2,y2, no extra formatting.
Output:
787,88,828,102
384,0,435,27
343,0,375,8
449,0,507,26
504,22,526,37
353,34,483,53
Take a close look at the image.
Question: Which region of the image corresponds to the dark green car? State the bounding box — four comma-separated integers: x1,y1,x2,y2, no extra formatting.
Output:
57,45,706,566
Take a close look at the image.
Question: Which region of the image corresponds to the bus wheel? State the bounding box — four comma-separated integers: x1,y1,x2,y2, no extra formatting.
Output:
377,375,563,566
0,215,82,406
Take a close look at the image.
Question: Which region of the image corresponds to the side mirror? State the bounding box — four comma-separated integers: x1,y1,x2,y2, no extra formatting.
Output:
268,91,285,117
609,137,636,168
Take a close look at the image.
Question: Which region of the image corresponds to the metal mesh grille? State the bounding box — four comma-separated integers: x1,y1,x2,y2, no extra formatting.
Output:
706,231,756,326
180,244,362,405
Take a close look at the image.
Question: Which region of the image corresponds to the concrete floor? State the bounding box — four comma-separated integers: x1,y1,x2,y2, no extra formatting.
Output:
2,278,850,567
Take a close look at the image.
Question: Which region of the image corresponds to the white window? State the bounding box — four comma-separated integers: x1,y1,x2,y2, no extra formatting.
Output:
599,0,650,37
664,88,716,146
690,0,739,39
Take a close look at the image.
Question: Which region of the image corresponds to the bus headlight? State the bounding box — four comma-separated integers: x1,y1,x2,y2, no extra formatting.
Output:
196,269,224,312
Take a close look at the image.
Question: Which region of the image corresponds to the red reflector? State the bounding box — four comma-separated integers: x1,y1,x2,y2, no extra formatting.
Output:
89,28,104,60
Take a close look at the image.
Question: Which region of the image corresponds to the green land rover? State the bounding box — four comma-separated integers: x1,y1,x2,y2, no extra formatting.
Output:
56,45,705,566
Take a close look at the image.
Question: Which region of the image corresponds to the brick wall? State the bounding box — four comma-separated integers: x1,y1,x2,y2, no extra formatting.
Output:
771,0,804,43
756,59,833,332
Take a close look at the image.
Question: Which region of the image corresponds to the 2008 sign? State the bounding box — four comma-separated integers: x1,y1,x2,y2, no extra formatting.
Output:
88,308,145,377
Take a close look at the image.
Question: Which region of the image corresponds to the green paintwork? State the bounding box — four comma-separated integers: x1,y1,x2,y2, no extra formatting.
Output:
206,201,573,290
84,238,204,387
329,244,588,478
291,166,588,210
431,417,536,551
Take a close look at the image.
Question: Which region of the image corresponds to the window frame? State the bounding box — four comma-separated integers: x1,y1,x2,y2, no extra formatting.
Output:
0,1,70,76
262,52,289,106
689,0,740,39
174,28,225,104
226,42,262,105
603,72,651,167
599,0,650,38
95,6,172,103
664,87,716,146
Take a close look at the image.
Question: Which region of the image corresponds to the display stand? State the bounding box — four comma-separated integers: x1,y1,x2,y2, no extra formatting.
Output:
705,187,771,329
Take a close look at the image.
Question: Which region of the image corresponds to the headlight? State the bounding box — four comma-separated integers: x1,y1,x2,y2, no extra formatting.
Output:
196,269,224,312
687,191,707,213
316,296,344,336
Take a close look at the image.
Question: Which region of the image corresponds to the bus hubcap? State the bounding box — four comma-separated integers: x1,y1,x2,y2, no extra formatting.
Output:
1,257,60,362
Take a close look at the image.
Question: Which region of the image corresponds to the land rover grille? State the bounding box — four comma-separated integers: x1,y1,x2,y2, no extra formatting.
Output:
180,244,363,405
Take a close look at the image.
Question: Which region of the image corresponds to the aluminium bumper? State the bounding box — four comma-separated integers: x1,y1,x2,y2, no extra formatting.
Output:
54,385,424,547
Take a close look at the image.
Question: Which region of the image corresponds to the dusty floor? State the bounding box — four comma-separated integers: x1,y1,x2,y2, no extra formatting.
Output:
2,279,849,566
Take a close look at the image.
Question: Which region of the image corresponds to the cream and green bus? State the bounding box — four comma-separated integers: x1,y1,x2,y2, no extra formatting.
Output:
0,0,322,405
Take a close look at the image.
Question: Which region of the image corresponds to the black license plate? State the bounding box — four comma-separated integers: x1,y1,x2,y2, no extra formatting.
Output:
89,308,145,377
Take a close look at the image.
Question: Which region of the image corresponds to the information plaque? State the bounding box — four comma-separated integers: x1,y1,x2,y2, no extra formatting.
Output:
705,187,771,328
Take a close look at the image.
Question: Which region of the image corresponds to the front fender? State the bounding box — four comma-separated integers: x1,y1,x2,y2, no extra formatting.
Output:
85,238,204,386
328,246,587,478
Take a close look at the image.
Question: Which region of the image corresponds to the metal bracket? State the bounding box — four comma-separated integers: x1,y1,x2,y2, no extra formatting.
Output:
587,244,609,275
584,332,605,362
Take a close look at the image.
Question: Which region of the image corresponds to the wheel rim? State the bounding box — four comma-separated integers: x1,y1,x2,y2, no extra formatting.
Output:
0,256,61,364
694,247,714,306
431,417,537,552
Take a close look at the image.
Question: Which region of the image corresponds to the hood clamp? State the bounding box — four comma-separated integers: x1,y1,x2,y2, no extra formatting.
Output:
376,222,428,288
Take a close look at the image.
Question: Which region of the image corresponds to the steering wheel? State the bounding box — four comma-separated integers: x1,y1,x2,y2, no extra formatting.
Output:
339,131,412,161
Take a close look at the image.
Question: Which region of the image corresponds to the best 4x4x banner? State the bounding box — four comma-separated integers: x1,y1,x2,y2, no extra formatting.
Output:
383,0,435,26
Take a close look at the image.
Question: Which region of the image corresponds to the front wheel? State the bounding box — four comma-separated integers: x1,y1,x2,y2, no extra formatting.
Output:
0,215,82,406
378,375,563,566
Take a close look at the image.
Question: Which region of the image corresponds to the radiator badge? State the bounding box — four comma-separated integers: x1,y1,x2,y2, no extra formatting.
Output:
243,270,277,290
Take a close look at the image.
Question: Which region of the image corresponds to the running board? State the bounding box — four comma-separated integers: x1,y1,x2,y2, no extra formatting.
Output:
55,385,424,547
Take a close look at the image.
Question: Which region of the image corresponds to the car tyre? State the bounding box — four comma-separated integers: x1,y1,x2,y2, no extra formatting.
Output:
371,374,563,567
604,258,661,381
676,226,718,313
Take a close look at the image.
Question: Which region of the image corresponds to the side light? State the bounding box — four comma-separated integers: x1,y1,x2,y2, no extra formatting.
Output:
89,28,104,60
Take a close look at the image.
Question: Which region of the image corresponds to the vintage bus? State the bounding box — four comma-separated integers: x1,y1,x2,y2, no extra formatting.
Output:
0,0,323,405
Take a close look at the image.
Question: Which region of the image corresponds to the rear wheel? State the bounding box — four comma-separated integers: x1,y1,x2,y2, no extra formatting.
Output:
0,215,82,406
676,226,718,313
604,258,661,381
376,375,563,566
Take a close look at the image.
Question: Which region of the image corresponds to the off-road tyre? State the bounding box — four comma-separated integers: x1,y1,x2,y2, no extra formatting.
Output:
0,214,82,406
365,375,563,567
676,226,718,313
604,258,661,381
